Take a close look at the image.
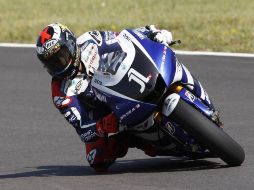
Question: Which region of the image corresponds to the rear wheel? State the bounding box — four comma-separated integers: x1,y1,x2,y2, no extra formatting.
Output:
169,98,245,166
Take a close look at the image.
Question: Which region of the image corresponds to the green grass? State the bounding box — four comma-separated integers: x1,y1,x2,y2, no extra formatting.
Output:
0,0,253,52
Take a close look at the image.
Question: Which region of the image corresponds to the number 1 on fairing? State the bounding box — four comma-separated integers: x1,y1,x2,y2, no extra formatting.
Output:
127,68,149,93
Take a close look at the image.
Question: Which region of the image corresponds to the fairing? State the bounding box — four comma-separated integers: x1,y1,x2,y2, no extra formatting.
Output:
91,29,213,136
127,29,176,87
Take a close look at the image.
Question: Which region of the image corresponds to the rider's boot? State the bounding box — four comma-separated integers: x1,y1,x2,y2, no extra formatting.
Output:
85,134,129,172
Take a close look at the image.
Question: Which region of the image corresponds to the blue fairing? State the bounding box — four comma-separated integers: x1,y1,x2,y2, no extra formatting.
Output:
127,29,176,86
93,88,156,125
178,88,213,118
128,30,214,120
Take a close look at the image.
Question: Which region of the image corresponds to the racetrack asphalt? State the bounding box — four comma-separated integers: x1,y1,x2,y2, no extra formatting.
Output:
0,47,253,190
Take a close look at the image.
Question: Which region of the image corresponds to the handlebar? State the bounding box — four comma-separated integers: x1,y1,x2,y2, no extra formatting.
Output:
168,40,181,46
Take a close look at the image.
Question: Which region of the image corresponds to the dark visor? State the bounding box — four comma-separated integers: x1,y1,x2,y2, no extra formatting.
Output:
43,47,72,75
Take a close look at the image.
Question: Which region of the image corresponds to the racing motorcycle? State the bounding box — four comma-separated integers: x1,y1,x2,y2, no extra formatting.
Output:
91,29,245,166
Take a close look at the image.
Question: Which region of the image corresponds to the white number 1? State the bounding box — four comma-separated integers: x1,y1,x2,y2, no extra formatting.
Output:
127,68,149,93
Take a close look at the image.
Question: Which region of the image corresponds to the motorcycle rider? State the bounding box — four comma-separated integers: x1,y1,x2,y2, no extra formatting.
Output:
36,23,215,172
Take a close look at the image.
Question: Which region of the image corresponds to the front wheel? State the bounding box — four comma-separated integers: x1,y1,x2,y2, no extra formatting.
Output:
169,98,245,166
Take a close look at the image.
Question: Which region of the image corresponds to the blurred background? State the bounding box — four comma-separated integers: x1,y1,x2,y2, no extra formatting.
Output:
0,0,253,52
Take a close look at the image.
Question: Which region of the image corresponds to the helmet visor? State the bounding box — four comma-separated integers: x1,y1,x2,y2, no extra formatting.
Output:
43,46,73,75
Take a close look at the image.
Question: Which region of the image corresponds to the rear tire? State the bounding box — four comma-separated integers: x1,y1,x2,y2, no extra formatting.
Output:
170,98,245,166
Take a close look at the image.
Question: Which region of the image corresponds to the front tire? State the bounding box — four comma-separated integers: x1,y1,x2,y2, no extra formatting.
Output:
169,98,245,166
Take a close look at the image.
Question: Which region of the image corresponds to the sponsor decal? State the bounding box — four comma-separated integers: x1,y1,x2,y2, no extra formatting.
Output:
43,42,60,58
88,51,98,69
82,44,95,62
88,31,102,46
86,149,97,164
161,46,167,66
165,122,175,134
164,97,176,114
93,90,107,103
43,39,58,50
162,93,180,117
80,130,97,142
165,97,176,107
123,33,131,41
63,107,81,127
133,30,146,40
53,96,71,108
81,43,99,73
74,80,83,94
120,104,140,121
94,78,102,85
185,91,195,102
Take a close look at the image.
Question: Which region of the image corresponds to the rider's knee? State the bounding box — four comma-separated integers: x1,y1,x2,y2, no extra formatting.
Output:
84,136,129,171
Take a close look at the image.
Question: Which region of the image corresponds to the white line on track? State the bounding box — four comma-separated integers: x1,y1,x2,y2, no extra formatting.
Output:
1,43,254,58
175,50,254,58
0,43,35,48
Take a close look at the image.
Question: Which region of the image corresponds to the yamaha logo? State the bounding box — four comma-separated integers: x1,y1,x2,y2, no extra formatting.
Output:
74,80,83,93
165,122,175,134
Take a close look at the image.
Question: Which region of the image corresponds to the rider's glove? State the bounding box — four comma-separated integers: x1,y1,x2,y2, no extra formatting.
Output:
96,113,118,134
147,25,173,46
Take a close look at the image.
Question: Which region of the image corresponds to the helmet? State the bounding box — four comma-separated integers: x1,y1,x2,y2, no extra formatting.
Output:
36,23,80,79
